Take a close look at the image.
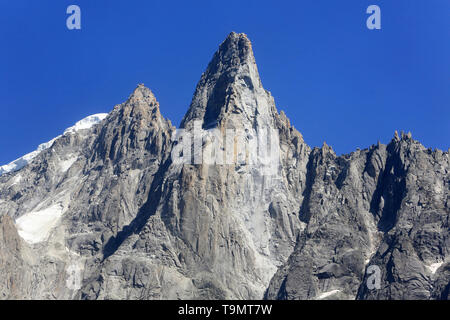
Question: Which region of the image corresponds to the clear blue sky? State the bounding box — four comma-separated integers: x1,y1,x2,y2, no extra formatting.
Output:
0,0,449,164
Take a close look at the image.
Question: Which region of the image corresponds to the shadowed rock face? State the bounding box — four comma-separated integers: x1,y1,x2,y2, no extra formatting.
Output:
0,32,448,300
265,136,449,300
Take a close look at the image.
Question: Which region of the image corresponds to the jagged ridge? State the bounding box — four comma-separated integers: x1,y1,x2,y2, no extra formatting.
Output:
0,32,448,300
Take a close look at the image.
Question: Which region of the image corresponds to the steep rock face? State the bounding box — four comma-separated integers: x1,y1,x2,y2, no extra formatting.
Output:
265,135,449,300
0,85,174,299
65,84,174,254
356,136,449,299
0,215,33,299
0,32,448,300
80,32,310,299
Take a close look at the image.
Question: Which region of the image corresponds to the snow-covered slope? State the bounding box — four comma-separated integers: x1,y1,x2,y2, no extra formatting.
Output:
0,113,108,177
64,113,109,134
0,138,60,176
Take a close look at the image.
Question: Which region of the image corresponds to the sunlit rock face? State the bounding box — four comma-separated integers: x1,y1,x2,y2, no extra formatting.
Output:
0,33,448,300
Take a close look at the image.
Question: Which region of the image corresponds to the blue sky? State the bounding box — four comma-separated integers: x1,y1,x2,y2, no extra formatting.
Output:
0,0,449,164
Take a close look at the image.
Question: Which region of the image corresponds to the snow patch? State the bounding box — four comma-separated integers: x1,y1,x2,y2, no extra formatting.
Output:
364,247,378,266
10,174,23,186
15,204,65,244
426,262,443,274
0,113,108,176
316,289,340,300
59,156,78,172
64,113,108,134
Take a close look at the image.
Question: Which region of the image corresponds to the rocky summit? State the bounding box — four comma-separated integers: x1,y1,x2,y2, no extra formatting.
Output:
0,32,448,300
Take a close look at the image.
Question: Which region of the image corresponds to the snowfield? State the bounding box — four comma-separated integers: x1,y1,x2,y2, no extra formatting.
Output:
315,289,341,300
59,156,78,172
426,261,444,274
15,204,65,244
64,113,108,134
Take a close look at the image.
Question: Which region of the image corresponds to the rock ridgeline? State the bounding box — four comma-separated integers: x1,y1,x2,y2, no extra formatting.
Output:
0,32,448,300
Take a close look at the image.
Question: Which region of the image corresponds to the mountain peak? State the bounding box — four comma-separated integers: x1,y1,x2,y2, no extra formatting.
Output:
180,32,275,131
207,31,255,80
227,31,250,40
218,31,253,64
127,83,157,105
110,83,162,121
0,32,448,301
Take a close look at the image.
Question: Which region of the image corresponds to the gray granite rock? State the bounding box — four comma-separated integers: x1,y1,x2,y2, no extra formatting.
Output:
0,33,447,300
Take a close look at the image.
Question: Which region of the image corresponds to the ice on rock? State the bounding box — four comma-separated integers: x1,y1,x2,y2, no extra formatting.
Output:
315,289,341,300
15,204,65,244
426,261,444,274
64,113,108,134
0,113,108,176
59,156,78,172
